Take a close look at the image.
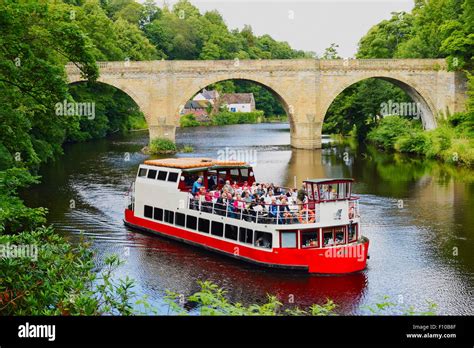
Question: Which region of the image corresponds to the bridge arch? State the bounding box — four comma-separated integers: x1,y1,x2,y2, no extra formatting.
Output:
320,73,438,130
67,78,151,137
175,75,295,130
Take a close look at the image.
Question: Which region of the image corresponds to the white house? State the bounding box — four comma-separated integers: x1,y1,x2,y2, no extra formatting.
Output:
220,93,256,112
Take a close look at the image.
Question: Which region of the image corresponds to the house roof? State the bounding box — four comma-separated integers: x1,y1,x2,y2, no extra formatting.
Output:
201,89,219,100
220,93,254,105
304,178,354,184
184,100,209,109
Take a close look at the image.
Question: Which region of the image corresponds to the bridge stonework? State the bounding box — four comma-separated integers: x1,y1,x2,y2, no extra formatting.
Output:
66,59,468,149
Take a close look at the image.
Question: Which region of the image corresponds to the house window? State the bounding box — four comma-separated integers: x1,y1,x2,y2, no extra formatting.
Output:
255,231,272,249
175,212,186,227
239,227,253,244
335,227,345,245
198,218,210,233
280,231,297,248
157,171,168,181
144,205,153,219
323,228,334,247
147,169,157,179
138,168,147,177
225,224,238,240
168,172,179,182
153,207,163,221
301,230,319,248
164,210,174,224
186,215,197,230
348,224,357,242
211,221,224,237
230,107,236,112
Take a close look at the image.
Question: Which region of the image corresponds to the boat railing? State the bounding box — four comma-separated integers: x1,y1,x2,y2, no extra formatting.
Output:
187,197,321,225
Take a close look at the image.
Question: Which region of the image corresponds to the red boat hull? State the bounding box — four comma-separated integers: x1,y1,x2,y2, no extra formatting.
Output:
124,209,369,274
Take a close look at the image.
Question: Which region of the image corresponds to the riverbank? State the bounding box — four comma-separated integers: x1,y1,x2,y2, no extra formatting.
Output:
179,111,288,128
366,114,474,167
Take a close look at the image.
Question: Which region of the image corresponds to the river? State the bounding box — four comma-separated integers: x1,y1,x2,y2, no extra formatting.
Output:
22,123,474,315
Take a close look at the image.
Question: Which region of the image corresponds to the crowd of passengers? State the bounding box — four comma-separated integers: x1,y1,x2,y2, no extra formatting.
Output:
188,177,331,224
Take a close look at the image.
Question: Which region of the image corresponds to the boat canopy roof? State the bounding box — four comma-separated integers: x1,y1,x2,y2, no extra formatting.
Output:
143,157,250,170
304,178,354,184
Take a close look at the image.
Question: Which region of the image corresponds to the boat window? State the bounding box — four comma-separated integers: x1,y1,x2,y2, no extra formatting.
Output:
153,207,163,221
198,218,210,233
301,230,319,248
335,227,345,245
239,227,253,244
168,172,179,182
255,231,272,249
211,221,224,237
306,183,314,200
348,224,357,242
323,228,334,247
138,168,147,177
147,169,157,179
164,210,174,224
175,212,185,227
186,215,197,230
225,224,238,240
319,184,337,201
240,168,249,180
157,170,168,181
144,205,153,218
281,231,297,248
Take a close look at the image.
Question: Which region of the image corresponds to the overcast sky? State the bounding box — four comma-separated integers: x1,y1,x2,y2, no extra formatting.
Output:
161,0,414,57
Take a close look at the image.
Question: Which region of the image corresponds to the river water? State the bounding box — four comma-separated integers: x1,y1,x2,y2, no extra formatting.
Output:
22,123,474,315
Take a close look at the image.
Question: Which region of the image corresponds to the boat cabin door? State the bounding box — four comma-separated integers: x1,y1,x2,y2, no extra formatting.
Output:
305,182,317,210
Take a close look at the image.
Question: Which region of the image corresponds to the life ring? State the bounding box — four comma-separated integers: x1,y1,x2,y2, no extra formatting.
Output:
298,209,315,223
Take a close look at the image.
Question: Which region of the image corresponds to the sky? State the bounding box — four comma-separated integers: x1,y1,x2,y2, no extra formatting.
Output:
160,0,414,57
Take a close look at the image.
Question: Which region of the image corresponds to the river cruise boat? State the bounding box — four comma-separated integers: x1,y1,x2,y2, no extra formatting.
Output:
124,158,369,274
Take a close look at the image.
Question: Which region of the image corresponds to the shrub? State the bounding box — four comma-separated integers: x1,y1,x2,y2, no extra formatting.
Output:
180,145,194,153
395,131,431,154
180,114,201,127
367,115,413,150
211,111,264,125
149,138,177,154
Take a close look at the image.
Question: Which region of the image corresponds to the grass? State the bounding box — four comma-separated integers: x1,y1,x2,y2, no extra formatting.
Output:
148,138,177,154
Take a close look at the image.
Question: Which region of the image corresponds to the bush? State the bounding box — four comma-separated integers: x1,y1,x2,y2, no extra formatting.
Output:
211,111,264,125
0,227,150,315
395,131,431,154
149,138,177,154
180,114,201,127
367,115,413,150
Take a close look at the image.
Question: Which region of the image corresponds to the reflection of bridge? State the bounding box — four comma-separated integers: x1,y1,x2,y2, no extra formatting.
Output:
66,59,467,149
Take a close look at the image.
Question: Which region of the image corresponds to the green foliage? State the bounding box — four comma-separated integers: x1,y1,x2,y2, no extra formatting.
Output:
0,168,47,235
368,114,474,167
211,111,264,125
149,138,177,154
367,115,413,149
179,145,194,153
164,280,337,316
0,228,153,315
324,80,411,139
179,114,201,127
362,296,437,315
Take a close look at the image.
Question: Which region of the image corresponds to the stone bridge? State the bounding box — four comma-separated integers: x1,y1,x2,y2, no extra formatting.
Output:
66,59,468,149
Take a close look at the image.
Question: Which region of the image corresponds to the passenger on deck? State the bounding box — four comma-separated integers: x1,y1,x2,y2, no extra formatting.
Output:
192,177,203,195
